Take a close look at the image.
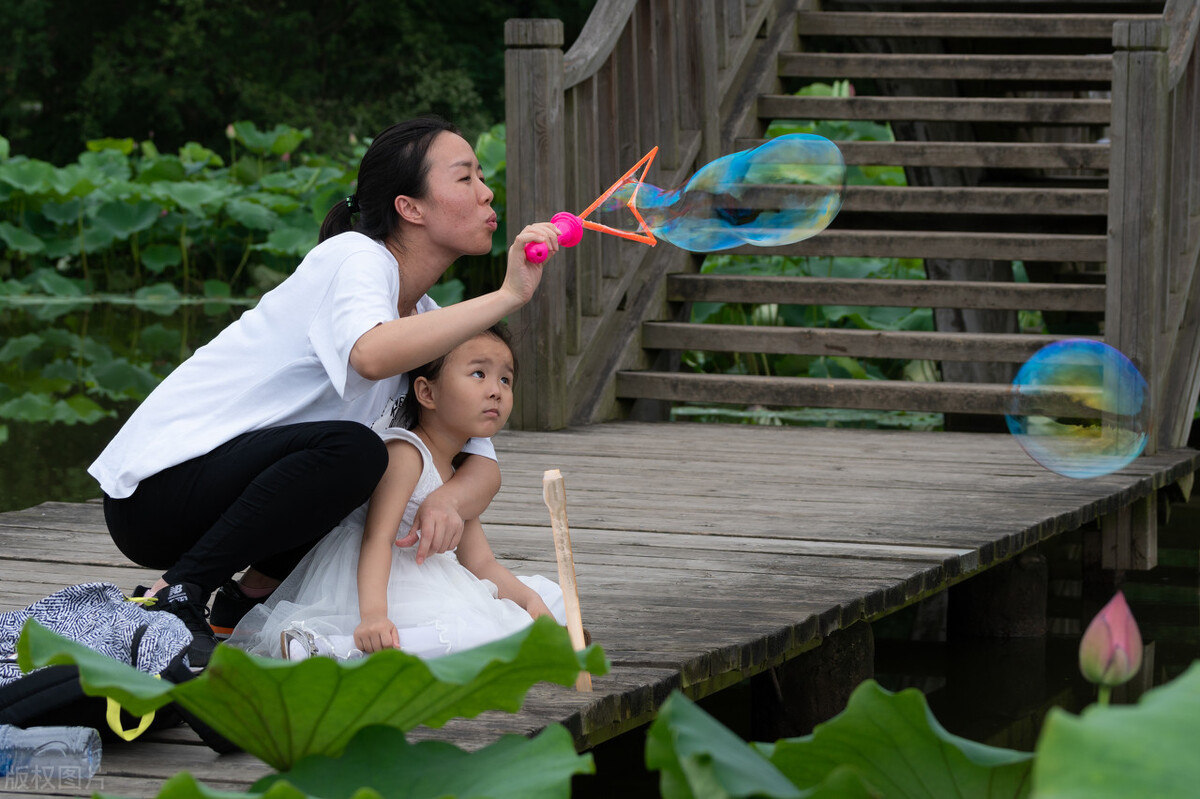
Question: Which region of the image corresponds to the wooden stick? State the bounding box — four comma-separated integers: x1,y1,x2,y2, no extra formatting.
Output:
542,468,592,692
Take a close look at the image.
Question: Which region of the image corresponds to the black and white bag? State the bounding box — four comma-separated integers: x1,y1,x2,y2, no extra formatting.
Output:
0,582,235,752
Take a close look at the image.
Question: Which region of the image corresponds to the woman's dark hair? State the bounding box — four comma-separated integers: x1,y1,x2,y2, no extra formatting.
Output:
398,323,517,430
319,116,460,243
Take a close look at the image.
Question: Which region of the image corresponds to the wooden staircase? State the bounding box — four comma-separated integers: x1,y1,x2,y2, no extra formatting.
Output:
620,1,1151,424
503,0,1200,451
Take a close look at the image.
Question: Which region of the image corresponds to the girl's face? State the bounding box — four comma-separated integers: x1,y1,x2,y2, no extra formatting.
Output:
421,333,515,439
413,131,497,257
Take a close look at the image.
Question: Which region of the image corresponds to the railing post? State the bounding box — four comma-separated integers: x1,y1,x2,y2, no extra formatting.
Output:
1107,19,1169,455
1105,18,1169,571
505,19,567,431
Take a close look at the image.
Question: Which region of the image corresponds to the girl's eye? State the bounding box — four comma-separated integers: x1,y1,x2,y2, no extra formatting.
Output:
472,369,485,378
500,376,511,386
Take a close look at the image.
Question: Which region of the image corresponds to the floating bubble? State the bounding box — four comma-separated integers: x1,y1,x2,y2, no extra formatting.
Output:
1005,339,1149,479
595,134,845,253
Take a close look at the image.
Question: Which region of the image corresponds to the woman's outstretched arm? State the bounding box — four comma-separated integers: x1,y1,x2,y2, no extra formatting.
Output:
349,222,559,380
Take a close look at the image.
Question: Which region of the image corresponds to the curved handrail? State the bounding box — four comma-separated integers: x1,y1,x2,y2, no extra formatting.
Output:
1164,0,1199,87
563,0,637,88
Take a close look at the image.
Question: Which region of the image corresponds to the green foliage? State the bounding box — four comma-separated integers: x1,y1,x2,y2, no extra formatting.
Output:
646,666,1200,799
18,615,608,772
0,122,357,297
1031,661,1200,797
648,683,1034,799
0,0,595,166
127,725,592,799
0,124,503,427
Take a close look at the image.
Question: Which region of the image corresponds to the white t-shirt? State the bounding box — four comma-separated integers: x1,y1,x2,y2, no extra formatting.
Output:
89,232,495,499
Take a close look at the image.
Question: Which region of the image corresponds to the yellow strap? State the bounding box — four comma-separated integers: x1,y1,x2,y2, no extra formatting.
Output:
104,674,160,741
126,596,157,607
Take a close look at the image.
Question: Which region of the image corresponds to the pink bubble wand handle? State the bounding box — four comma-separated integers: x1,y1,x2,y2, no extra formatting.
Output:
524,212,585,264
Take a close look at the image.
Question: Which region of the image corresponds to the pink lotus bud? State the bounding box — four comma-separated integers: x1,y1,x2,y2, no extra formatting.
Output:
1079,591,1143,688
226,124,237,140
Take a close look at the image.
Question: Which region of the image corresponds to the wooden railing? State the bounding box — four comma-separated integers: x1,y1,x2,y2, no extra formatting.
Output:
504,0,800,429
1107,0,1200,453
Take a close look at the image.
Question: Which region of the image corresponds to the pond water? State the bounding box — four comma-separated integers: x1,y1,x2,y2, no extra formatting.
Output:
4,301,1198,795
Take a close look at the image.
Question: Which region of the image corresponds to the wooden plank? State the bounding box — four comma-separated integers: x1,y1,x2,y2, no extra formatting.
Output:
779,52,1113,81
758,95,1111,125
615,370,1020,414
840,186,1107,216
725,230,1108,261
666,275,1107,312
794,12,1155,39
797,141,1110,170
640,322,1088,363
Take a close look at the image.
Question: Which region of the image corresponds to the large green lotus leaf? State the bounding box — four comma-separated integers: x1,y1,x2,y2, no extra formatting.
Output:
760,680,1033,798
256,724,592,799
172,617,607,770
94,198,161,239
646,691,805,799
0,220,45,254
24,616,607,773
1031,661,1200,798
17,619,177,712
98,773,315,799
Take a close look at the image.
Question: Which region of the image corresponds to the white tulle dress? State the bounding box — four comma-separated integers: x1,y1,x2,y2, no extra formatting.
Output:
227,427,564,660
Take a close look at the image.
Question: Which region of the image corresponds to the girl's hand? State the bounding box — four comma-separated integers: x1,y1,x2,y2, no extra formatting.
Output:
354,614,400,653
502,222,560,305
398,491,465,564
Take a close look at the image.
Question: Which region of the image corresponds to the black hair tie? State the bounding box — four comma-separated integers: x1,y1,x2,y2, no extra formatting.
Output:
345,195,360,213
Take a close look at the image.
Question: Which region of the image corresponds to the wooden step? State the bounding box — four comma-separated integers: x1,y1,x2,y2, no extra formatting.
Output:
758,95,1111,124
666,275,1107,312
723,230,1108,261
615,371,1019,414
640,322,1087,363
793,11,1156,39
779,52,1113,81
733,140,1111,169
842,185,1107,215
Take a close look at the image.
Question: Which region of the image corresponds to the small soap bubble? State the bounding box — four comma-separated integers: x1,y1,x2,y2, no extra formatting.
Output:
1005,339,1149,479
596,134,845,252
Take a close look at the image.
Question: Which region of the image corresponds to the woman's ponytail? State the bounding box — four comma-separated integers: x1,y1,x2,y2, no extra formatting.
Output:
319,195,357,243
318,116,459,246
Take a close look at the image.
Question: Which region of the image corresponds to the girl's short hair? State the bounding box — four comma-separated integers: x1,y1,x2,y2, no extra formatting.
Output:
319,116,460,243
397,322,517,430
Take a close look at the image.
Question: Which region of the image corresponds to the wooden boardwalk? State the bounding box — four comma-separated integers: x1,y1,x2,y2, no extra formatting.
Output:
2,421,1197,797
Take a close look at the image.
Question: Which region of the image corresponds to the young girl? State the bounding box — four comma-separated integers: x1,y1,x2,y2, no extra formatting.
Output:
228,325,565,660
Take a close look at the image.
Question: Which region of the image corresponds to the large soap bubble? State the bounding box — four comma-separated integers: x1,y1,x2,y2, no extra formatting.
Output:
1005,339,1149,479
595,134,845,252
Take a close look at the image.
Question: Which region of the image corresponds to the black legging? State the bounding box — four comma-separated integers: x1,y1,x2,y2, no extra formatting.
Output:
103,421,388,593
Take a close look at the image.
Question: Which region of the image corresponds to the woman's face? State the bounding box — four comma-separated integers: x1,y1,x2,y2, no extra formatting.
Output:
413,131,497,257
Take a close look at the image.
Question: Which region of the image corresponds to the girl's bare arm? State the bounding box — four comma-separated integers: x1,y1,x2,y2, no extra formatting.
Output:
356,439,423,652
456,518,553,619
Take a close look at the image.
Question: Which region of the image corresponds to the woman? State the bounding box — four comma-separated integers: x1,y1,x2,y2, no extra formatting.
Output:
88,117,562,667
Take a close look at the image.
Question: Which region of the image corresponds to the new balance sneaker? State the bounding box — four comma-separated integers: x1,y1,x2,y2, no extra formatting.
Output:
135,582,218,669
208,579,270,640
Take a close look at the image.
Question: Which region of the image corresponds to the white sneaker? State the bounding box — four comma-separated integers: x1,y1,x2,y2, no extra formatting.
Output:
279,624,363,661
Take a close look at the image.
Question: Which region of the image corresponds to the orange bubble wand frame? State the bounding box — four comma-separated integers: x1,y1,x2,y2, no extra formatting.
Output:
523,146,659,264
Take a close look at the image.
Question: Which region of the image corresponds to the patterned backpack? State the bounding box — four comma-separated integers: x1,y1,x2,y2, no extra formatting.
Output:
0,582,235,752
